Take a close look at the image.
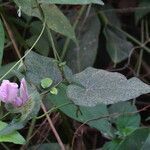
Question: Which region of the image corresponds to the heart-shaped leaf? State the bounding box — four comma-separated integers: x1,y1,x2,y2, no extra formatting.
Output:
25,51,62,87
67,67,150,107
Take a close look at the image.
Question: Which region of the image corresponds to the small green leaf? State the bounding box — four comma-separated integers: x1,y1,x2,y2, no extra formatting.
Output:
50,87,58,95
0,121,26,145
41,78,53,89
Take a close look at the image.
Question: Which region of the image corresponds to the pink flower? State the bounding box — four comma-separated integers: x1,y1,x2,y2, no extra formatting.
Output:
0,78,29,107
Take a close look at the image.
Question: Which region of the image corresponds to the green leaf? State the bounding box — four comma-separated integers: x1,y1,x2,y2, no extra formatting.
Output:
103,139,121,150
65,9,100,73
117,128,150,150
38,0,104,5
29,143,60,150
48,84,113,137
13,0,41,19
0,19,4,66
109,102,141,132
141,134,150,150
25,51,62,87
41,4,77,43
135,0,150,23
41,78,53,89
67,67,150,107
104,25,133,63
50,87,58,95
0,121,26,144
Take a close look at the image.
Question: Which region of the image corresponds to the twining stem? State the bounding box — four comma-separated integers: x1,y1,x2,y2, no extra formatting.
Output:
47,28,61,61
61,5,86,60
0,21,46,81
26,117,36,142
110,24,150,53
36,102,71,119
136,20,144,76
41,102,65,150
1,14,22,59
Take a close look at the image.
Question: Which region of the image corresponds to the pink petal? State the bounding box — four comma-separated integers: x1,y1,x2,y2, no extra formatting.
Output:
20,78,29,104
13,97,23,107
0,80,18,103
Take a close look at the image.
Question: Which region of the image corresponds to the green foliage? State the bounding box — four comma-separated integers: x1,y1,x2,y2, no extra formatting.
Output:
48,84,113,137
14,0,42,18
41,4,77,43
50,87,58,95
67,67,150,106
135,0,150,23
117,128,150,150
38,0,104,5
0,121,26,144
109,102,141,132
29,143,60,150
65,9,100,73
41,78,53,89
25,51,62,87
0,0,150,149
104,25,133,63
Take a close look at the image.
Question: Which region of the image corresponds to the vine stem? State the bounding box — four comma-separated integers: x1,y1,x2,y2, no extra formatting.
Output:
110,24,150,53
47,28,61,61
0,21,46,81
41,102,65,150
61,5,86,60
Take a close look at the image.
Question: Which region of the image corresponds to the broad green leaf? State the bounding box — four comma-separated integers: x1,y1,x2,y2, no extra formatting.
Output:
29,143,60,150
0,121,26,144
48,84,113,137
141,134,150,150
135,0,150,23
25,51,62,87
67,67,150,107
0,19,4,66
103,139,121,150
65,9,100,73
104,25,133,63
41,4,77,43
41,78,53,89
13,0,41,19
38,0,104,5
117,128,150,150
109,102,140,132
